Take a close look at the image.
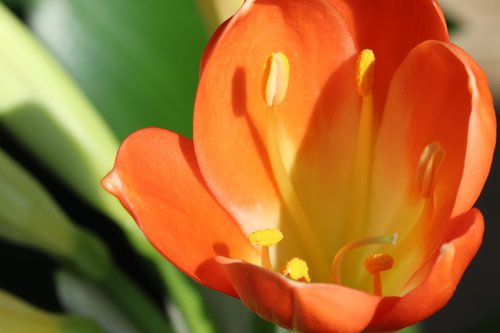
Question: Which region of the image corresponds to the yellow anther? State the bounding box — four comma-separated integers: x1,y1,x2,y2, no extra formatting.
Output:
364,253,394,274
416,142,445,198
282,257,311,283
356,49,375,97
364,253,394,296
248,228,283,269
248,228,283,247
262,52,290,107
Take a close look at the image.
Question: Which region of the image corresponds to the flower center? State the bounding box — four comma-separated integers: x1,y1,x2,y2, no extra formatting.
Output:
247,227,396,293
249,50,446,296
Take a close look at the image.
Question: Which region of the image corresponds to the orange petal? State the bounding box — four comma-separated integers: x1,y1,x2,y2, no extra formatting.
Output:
218,257,380,332
193,0,358,235
219,208,483,331
364,41,494,292
331,0,449,117
368,209,484,330
442,44,496,217
373,40,494,232
102,128,259,296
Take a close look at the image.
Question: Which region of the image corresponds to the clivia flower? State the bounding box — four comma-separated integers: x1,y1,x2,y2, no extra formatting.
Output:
103,0,496,332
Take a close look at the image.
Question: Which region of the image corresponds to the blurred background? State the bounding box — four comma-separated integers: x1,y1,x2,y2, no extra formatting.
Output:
0,0,498,332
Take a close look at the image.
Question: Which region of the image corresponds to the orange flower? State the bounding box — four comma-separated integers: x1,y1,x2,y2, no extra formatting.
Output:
103,0,496,331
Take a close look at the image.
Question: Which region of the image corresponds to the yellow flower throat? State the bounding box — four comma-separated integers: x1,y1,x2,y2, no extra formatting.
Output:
248,50,445,296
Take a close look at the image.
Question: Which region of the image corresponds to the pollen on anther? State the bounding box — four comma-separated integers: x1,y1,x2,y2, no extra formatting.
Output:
356,49,375,97
262,52,290,107
248,228,283,247
282,257,311,282
364,253,394,274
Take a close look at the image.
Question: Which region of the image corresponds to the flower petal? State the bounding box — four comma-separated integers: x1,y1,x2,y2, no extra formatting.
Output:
331,0,450,116
357,40,495,293
368,208,484,330
194,0,357,236
102,128,259,295
443,44,496,216
219,208,483,331
218,257,380,332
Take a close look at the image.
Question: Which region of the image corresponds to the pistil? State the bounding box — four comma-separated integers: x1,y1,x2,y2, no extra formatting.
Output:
331,233,397,285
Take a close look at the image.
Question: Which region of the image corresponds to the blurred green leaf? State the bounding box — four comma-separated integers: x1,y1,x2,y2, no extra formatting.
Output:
196,0,242,34
0,2,126,224
445,15,461,36
56,270,141,333
0,146,109,283
0,289,106,333
399,324,423,333
0,147,75,259
0,5,217,333
0,147,173,333
26,0,208,139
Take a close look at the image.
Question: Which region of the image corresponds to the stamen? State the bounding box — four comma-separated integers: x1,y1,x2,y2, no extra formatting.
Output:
356,49,375,97
262,52,290,107
263,53,330,276
364,253,394,296
282,257,311,283
331,233,397,284
364,253,394,274
248,228,283,247
416,142,445,198
248,228,283,269
344,49,376,242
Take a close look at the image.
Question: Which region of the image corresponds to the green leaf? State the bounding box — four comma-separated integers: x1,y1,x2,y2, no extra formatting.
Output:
0,289,106,333
0,6,217,333
0,2,126,224
26,0,208,139
196,0,242,34
0,147,174,333
0,147,77,259
56,270,145,333
399,324,423,333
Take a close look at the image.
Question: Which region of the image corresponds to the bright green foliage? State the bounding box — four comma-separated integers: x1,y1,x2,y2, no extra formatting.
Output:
26,0,207,139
